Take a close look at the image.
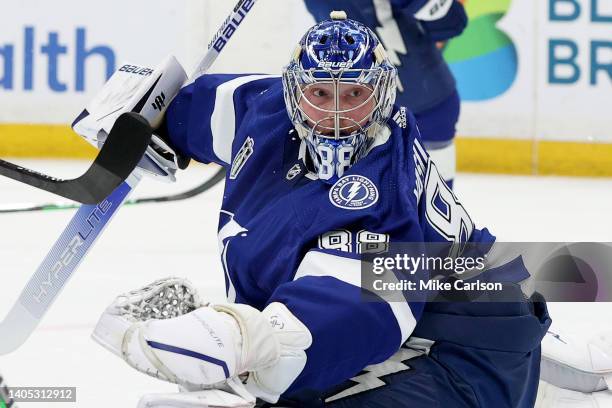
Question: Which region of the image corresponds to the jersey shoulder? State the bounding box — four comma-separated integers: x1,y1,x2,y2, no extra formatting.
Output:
382,105,428,208
166,73,282,166
322,106,425,234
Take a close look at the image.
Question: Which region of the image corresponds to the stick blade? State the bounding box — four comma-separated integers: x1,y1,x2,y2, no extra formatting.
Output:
0,112,151,204
73,112,152,203
0,302,39,355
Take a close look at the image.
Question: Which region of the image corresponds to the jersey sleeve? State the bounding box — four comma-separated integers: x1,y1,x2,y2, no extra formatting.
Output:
417,1,468,41
409,117,495,246
164,74,277,166
391,0,468,41
266,243,425,394
410,122,537,289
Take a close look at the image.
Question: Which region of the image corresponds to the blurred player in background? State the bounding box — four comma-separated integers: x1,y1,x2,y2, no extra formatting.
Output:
304,0,467,188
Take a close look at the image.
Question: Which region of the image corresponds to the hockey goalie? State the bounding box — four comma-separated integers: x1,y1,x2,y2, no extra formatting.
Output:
85,10,610,408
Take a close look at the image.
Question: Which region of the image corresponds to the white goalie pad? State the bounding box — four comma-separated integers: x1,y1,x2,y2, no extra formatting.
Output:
138,378,255,408
72,55,188,181
536,380,605,408
541,329,612,393
137,390,254,408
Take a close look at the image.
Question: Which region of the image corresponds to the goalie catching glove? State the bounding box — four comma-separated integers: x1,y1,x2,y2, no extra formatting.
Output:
92,277,312,404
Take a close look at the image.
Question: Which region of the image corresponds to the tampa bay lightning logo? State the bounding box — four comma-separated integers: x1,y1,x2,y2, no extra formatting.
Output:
329,175,379,210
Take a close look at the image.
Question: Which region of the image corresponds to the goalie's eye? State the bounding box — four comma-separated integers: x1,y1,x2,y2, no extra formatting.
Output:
305,86,331,99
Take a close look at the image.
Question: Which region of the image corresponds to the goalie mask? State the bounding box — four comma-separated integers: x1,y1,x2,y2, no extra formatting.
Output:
282,11,397,183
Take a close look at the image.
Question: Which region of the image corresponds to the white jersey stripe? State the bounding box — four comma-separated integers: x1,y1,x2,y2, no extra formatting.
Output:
294,250,416,345
426,141,456,183
294,251,362,287
210,75,277,164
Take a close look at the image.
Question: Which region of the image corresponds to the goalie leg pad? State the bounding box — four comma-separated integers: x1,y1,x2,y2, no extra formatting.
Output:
137,378,255,408
541,328,612,392
137,390,253,408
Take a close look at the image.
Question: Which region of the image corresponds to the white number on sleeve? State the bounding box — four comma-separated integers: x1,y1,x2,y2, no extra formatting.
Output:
424,161,474,249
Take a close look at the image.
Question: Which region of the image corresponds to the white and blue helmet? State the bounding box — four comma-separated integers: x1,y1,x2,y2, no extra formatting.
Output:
282,11,397,183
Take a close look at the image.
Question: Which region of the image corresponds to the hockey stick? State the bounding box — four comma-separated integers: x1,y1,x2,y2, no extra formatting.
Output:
0,0,256,205
0,174,141,354
0,373,17,408
0,168,225,214
0,0,256,355
0,112,151,354
0,116,151,205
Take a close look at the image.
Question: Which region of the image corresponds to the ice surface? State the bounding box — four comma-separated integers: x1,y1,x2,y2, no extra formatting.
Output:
0,161,610,407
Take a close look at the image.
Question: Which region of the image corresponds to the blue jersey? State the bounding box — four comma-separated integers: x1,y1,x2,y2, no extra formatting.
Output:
303,0,467,112
164,74,496,395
